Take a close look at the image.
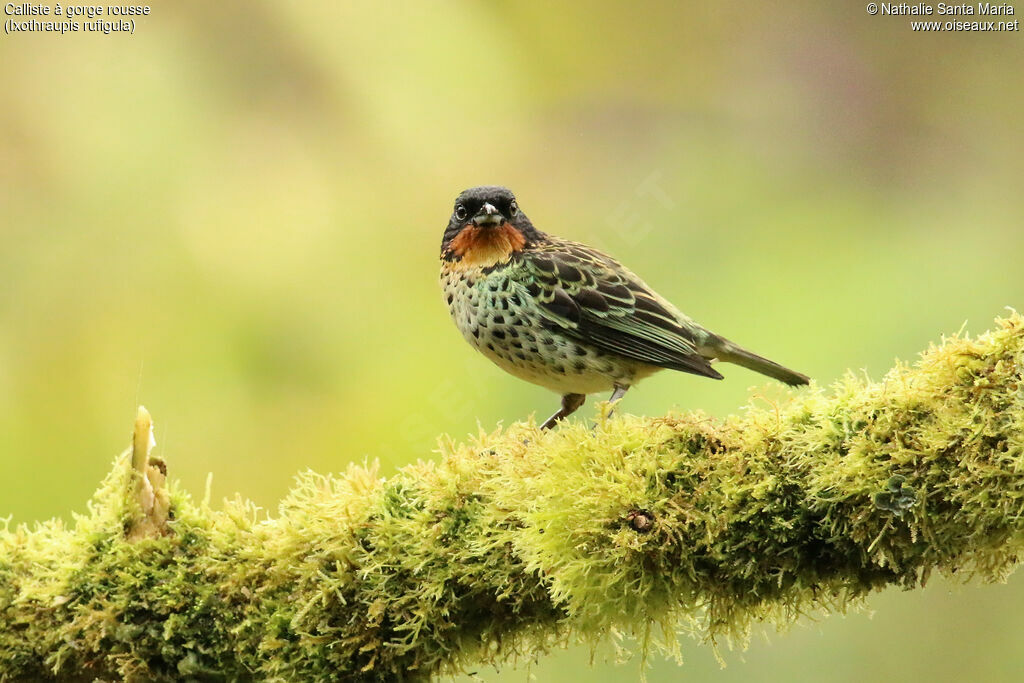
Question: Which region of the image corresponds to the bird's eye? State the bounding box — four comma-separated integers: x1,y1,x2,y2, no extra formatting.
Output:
509,200,519,217
454,204,467,221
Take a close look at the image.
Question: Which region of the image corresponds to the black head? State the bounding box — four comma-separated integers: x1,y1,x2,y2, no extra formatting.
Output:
440,186,542,258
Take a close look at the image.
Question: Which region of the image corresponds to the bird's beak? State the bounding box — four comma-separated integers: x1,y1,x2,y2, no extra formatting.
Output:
472,203,505,228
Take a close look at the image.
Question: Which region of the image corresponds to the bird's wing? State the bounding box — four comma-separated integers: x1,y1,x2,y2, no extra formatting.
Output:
514,240,723,380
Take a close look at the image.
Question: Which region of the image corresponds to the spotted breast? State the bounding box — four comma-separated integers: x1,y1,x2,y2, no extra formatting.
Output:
440,258,659,395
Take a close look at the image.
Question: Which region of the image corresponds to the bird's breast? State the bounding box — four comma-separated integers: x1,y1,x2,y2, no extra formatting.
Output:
439,265,657,394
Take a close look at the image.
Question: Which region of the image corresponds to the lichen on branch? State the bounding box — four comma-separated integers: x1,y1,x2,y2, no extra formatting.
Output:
1,314,1023,682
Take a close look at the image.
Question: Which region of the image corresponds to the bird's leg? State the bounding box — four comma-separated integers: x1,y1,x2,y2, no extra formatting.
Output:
605,384,630,419
539,393,586,430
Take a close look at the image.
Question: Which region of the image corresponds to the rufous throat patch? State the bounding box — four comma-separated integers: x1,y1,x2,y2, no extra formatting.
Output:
449,223,527,268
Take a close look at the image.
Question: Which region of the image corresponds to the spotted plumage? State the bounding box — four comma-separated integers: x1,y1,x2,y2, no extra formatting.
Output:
440,186,809,429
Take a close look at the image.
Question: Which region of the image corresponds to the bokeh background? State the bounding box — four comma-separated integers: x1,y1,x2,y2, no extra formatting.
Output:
2,2,1023,681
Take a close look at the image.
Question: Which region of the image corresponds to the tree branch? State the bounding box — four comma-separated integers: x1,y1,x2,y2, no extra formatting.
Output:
2,314,1023,681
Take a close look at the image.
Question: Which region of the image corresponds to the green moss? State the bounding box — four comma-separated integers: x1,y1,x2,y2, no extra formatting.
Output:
1,313,1023,681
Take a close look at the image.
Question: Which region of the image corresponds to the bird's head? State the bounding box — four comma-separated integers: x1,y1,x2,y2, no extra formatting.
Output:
440,186,541,267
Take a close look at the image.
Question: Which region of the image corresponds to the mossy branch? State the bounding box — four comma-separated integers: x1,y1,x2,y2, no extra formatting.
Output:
2,314,1023,681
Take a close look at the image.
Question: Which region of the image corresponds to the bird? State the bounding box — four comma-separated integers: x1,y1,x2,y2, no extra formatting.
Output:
439,186,810,430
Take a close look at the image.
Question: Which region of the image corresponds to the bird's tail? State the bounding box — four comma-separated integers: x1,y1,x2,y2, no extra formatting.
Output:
709,337,810,387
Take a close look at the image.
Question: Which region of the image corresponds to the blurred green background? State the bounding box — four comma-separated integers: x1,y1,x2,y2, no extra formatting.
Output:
2,2,1023,681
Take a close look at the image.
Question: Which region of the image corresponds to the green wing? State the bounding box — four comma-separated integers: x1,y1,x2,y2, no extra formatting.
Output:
515,240,723,380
